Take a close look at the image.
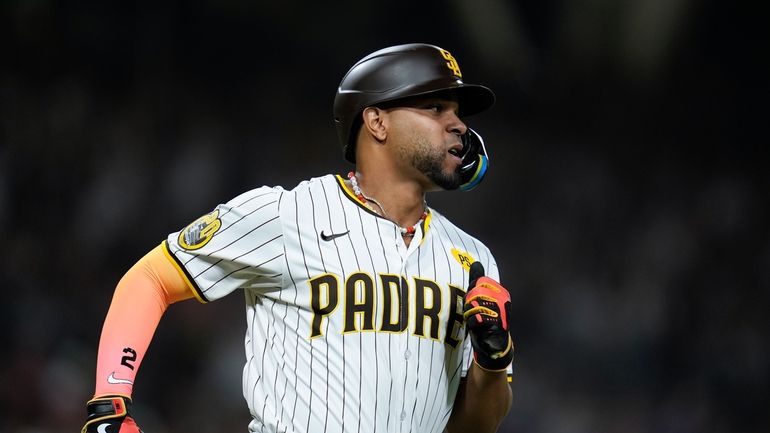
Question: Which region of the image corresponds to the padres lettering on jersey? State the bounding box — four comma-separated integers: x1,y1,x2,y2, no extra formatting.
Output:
307,272,466,349
165,174,507,433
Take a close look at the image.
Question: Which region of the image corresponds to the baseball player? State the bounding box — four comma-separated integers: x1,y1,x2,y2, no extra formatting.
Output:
81,43,514,433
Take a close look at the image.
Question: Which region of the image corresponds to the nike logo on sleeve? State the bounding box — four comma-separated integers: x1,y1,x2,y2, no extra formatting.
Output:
107,372,134,385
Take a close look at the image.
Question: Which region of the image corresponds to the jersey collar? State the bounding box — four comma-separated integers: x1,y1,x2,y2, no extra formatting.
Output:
334,174,432,239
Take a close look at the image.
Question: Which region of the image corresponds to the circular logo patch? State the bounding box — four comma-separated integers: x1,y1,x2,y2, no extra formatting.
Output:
178,209,222,250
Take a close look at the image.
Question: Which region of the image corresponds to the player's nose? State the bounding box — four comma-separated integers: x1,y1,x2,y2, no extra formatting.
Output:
448,113,468,136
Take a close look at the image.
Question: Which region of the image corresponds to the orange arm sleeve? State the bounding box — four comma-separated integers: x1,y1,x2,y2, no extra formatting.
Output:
93,243,195,397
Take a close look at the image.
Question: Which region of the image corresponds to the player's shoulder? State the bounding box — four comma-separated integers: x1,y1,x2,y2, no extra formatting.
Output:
428,208,496,263
224,184,286,211
428,208,486,245
286,173,338,193
224,174,337,209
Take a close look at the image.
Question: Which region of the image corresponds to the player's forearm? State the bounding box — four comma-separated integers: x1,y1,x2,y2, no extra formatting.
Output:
446,363,512,433
94,244,194,396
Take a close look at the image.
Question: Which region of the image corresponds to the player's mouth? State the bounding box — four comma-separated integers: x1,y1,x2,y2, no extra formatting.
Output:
447,143,464,165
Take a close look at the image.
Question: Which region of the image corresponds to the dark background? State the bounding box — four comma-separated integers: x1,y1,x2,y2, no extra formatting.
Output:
2,1,767,432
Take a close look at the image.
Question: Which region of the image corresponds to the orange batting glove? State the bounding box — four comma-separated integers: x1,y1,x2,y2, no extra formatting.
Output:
463,262,514,371
81,395,143,433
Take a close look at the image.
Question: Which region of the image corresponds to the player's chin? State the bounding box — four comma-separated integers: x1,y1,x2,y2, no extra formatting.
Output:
429,168,462,191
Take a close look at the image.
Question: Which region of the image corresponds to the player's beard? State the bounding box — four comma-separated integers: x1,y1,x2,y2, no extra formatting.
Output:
409,137,461,191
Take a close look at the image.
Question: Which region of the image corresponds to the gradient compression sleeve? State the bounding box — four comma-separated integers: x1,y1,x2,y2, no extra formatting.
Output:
93,243,195,397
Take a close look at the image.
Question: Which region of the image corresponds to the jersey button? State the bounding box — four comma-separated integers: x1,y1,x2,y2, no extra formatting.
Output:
400,410,407,421
404,350,411,359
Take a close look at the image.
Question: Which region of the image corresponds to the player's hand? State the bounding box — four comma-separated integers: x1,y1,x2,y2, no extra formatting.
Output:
463,262,514,371
81,395,143,433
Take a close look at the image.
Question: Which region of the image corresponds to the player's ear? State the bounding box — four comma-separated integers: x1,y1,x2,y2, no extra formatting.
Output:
361,107,388,143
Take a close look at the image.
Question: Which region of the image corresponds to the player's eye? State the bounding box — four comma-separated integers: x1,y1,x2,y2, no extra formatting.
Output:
424,103,444,113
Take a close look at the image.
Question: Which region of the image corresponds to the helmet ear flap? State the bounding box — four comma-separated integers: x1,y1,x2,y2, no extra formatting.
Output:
459,128,489,191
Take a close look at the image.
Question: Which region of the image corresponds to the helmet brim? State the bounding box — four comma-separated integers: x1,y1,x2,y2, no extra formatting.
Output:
455,84,496,117
372,83,495,118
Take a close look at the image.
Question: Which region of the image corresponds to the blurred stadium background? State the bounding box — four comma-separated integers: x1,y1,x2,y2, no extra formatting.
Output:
1,1,766,432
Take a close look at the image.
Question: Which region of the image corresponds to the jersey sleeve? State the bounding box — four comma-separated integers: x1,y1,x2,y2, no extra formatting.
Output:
460,251,514,380
94,244,194,397
164,186,285,302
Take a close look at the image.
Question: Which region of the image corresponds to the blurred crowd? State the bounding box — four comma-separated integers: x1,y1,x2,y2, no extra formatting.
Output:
2,1,766,432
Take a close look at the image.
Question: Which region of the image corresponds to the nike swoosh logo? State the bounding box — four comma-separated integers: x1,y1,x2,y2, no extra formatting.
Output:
107,372,134,385
320,230,349,241
97,423,111,433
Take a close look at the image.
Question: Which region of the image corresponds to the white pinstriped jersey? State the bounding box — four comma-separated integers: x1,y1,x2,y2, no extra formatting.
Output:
165,174,509,433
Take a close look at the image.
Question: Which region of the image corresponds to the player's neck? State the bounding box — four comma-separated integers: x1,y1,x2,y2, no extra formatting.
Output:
348,170,427,230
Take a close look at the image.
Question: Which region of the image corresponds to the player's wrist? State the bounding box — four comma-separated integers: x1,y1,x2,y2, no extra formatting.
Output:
91,393,133,401
82,395,136,433
86,394,132,415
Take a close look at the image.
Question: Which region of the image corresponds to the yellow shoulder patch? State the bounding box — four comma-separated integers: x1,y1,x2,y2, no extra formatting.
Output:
451,248,475,271
178,209,221,250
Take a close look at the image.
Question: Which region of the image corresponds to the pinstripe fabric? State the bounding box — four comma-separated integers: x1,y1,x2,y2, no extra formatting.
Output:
166,174,506,433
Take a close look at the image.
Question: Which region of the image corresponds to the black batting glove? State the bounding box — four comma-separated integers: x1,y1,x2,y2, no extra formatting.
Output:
463,262,514,371
81,395,143,433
